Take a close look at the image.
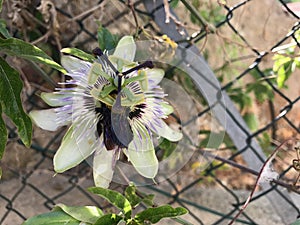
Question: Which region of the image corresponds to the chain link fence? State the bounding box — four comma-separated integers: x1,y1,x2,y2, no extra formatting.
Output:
1,0,300,224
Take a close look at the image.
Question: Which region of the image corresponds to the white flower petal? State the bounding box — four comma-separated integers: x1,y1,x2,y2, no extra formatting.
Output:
41,92,73,107
113,36,136,62
54,125,96,173
151,120,182,142
127,121,158,178
146,68,164,89
29,109,65,131
93,141,114,188
61,55,91,74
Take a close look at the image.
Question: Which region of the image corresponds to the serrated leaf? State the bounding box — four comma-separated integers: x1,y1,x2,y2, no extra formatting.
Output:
0,104,7,159
0,58,32,147
125,184,142,208
53,204,103,224
88,187,132,218
61,48,95,62
94,214,123,225
0,38,66,73
134,205,188,224
22,211,81,225
0,19,11,38
97,25,119,51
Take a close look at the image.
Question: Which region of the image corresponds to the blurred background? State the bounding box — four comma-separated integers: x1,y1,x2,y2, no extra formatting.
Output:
1,0,300,224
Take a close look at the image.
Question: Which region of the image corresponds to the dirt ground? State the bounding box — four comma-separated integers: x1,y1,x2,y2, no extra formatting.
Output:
1,0,300,224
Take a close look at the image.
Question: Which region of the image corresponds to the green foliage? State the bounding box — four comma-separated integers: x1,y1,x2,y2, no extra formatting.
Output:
228,87,252,110
134,205,188,224
158,138,178,159
243,112,258,132
189,0,225,25
94,214,123,225
23,184,188,225
22,211,81,225
124,184,155,208
61,47,95,62
0,38,66,73
0,19,11,38
88,187,132,219
0,36,66,161
272,30,300,88
170,0,180,8
53,204,103,224
0,58,32,150
0,105,7,159
97,25,120,51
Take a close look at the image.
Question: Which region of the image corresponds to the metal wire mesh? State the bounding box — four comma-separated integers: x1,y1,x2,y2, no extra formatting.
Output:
1,0,300,224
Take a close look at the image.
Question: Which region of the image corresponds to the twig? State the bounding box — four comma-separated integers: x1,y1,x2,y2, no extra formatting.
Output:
61,3,105,25
227,138,297,225
162,0,185,34
180,0,216,33
127,0,139,35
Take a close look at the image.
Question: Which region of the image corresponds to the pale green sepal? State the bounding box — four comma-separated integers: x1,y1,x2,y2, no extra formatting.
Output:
152,120,182,142
145,68,165,88
113,36,136,62
160,102,174,115
41,92,73,107
93,145,115,188
54,125,96,173
29,109,65,131
127,123,158,178
127,148,158,179
61,55,91,74
88,62,113,85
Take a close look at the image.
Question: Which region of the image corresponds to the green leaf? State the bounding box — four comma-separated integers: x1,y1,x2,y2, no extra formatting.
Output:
276,63,288,88
229,87,252,110
88,187,132,218
53,204,103,224
170,0,179,8
0,58,32,147
97,25,119,51
61,48,95,62
141,194,155,207
291,219,300,225
125,184,142,208
134,205,188,224
158,138,177,160
0,19,11,38
0,104,7,159
0,38,66,73
94,214,123,225
22,211,81,225
246,82,274,103
0,0,2,12
243,112,258,132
